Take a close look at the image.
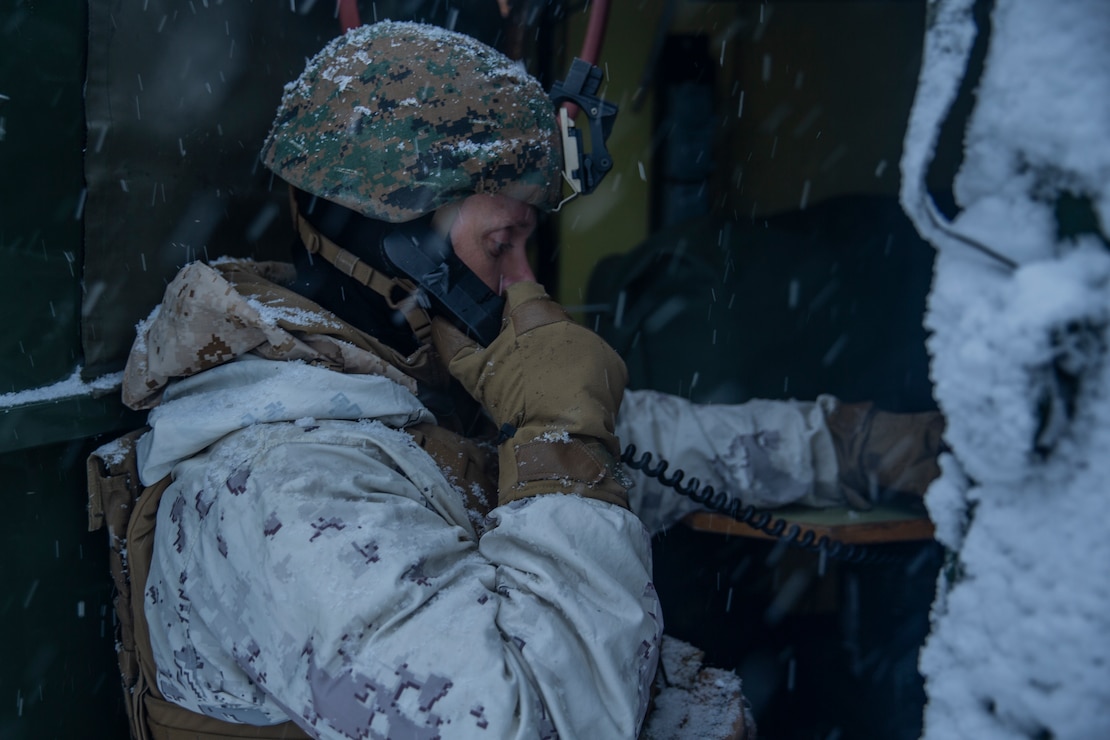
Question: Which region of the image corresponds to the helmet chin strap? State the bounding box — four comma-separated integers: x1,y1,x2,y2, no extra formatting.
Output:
287,187,433,345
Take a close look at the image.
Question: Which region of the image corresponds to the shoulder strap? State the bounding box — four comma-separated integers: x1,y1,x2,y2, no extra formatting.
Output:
88,427,150,719
289,185,433,344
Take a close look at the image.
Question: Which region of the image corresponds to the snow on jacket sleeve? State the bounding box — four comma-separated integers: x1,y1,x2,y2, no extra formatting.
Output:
615,388,842,534
144,415,661,740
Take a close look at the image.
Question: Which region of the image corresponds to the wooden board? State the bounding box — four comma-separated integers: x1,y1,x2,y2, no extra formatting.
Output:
683,503,935,544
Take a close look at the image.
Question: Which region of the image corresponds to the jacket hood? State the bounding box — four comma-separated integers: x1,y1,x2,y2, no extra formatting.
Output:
123,259,454,410
137,356,432,485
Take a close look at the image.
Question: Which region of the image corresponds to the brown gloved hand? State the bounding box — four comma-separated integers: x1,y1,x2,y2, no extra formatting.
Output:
431,281,631,508
824,401,947,509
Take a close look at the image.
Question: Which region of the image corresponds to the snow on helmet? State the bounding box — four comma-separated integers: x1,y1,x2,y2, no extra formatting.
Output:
260,20,563,223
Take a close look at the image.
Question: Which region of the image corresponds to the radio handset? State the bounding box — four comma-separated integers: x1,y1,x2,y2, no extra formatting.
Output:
380,222,505,347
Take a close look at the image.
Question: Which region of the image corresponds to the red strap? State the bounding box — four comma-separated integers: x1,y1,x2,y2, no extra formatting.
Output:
338,0,361,32
562,0,610,119
578,0,610,66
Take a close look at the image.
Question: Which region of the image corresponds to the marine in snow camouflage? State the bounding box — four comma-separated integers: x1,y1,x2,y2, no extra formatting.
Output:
260,21,564,223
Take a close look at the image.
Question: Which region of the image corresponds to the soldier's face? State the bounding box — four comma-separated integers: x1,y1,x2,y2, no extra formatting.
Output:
442,194,538,294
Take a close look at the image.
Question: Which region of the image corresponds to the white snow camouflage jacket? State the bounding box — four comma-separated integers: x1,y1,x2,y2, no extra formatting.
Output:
128,260,840,739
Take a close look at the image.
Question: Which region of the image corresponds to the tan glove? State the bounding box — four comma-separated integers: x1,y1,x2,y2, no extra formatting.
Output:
824,401,946,509
431,282,632,508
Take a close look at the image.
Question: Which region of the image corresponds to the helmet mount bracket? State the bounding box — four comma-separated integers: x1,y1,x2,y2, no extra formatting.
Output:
549,58,619,197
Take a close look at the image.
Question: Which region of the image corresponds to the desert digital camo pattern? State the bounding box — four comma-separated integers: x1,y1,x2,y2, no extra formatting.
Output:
122,259,454,410
260,21,564,223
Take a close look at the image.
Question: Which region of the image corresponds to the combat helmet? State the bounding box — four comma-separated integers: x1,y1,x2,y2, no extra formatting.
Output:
260,20,564,223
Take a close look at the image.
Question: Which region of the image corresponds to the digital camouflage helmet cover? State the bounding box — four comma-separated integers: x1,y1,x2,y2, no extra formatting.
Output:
260,21,564,222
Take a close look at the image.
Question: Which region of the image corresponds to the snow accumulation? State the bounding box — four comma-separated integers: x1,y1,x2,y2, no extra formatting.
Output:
0,367,122,410
277,20,541,119
901,0,1110,737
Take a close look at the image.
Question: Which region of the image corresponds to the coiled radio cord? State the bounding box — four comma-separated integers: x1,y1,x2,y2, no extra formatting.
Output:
621,444,919,564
